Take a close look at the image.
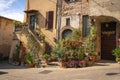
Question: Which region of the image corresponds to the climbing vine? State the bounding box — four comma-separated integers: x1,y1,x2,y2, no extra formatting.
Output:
23,27,40,60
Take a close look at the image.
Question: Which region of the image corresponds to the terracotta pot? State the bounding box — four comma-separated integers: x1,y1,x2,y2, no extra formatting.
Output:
29,64,34,68
50,57,56,61
89,56,96,62
59,61,67,67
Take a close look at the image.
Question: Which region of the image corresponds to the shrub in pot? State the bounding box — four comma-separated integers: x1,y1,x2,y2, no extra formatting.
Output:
25,53,35,67
113,48,120,63
42,53,50,63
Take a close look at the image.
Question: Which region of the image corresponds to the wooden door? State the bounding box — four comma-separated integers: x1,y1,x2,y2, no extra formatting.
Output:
101,22,116,60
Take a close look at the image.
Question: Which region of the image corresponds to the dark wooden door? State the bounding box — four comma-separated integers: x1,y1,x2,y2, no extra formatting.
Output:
101,22,116,60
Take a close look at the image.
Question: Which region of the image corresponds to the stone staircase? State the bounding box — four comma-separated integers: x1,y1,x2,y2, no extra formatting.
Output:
41,29,56,47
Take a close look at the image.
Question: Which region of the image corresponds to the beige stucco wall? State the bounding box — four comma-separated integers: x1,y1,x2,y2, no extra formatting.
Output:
24,0,57,47
0,16,14,58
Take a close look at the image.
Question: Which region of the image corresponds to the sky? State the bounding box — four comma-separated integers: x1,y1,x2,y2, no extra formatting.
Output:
0,0,26,22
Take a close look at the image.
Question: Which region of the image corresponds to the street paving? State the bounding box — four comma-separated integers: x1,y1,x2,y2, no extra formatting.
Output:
0,60,120,80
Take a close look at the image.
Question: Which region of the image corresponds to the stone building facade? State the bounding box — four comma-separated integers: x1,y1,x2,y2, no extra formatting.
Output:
0,16,15,59
56,0,89,39
57,0,120,60
24,0,120,60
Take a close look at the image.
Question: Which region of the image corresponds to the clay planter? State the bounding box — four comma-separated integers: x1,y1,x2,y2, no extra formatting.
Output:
118,61,120,64
89,56,96,62
116,58,120,64
59,61,67,68
50,57,57,61
88,61,94,66
79,60,87,67
29,64,35,68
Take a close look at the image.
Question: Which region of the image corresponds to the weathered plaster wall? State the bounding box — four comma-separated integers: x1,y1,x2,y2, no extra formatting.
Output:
61,15,80,29
89,0,120,21
61,0,82,29
0,17,14,58
60,0,89,29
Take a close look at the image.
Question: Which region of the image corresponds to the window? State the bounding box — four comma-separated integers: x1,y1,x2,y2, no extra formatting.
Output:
65,0,79,3
66,18,70,26
30,15,35,30
46,11,54,29
82,15,90,37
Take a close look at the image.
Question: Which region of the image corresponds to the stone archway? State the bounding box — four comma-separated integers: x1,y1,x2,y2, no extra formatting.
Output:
91,16,120,60
62,29,72,39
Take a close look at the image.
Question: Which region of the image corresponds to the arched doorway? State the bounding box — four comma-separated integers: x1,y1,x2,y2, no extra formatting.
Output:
62,29,72,39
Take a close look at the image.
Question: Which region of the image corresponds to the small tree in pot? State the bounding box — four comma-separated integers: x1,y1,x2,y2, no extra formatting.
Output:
113,48,120,63
25,53,35,67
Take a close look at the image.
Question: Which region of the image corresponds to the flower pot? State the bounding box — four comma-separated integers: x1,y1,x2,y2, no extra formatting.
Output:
116,57,120,64
50,57,57,61
29,64,34,68
59,61,67,67
89,56,96,62
88,61,94,66
80,60,87,67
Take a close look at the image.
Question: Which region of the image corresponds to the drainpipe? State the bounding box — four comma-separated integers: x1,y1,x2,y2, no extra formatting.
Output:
56,0,62,41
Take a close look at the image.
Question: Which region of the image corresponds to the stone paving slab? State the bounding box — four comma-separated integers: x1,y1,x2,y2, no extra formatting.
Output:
0,60,120,80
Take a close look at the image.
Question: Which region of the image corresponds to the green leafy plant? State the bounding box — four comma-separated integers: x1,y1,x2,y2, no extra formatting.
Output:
25,53,35,64
23,30,41,63
85,26,97,56
12,44,21,62
42,53,50,60
112,48,120,58
52,41,66,61
77,46,85,60
72,28,82,40
112,47,120,63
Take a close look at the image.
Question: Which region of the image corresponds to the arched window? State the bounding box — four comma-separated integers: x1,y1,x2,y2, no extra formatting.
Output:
62,29,72,39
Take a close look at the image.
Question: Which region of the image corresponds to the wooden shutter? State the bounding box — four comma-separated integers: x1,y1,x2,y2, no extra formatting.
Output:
82,15,89,37
48,11,54,29
46,11,54,29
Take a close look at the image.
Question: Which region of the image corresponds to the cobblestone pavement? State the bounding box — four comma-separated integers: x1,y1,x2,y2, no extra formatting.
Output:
0,60,120,80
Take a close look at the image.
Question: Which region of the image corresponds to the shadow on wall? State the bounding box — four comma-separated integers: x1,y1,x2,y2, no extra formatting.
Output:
0,44,11,60
45,41,52,54
36,12,46,29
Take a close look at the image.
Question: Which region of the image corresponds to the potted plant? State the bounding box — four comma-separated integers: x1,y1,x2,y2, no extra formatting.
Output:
50,52,57,61
42,53,50,63
88,52,96,62
25,53,35,67
112,48,120,63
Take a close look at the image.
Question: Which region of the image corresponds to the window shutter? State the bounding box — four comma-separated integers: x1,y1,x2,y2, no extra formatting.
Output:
48,11,54,29
82,15,90,37
46,11,54,29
